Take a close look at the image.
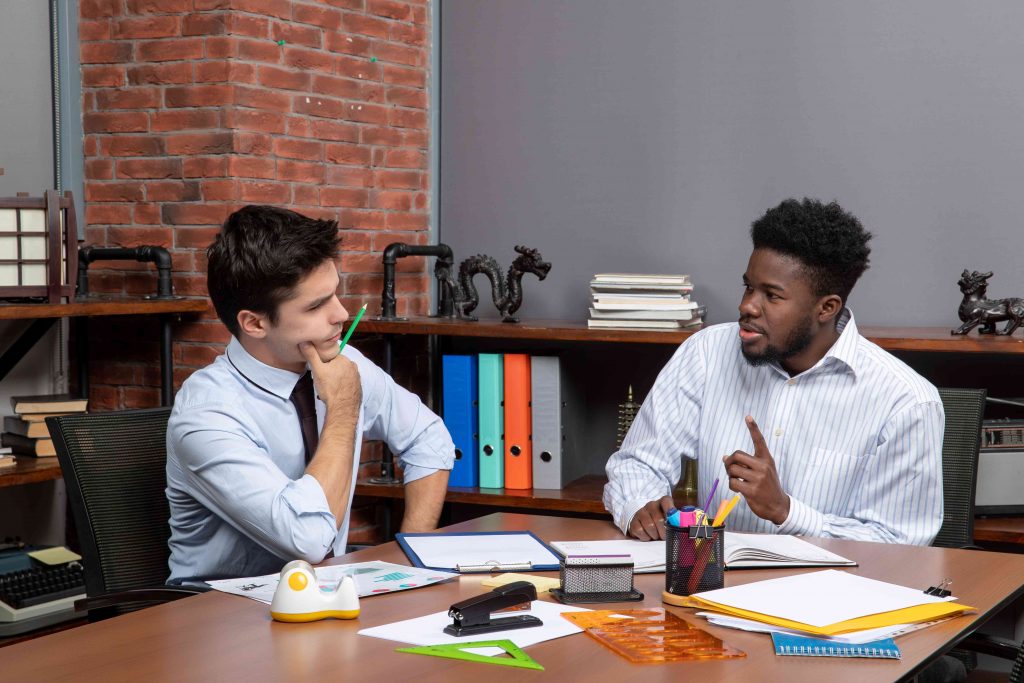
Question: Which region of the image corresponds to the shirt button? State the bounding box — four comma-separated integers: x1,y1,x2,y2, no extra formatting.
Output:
786,379,796,386
774,428,783,437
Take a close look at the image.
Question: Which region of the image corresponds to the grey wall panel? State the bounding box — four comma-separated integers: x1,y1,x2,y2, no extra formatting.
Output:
0,0,55,195
440,1,1024,326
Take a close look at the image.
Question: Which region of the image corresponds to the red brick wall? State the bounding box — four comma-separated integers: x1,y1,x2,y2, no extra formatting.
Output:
78,0,432,413
79,1,433,543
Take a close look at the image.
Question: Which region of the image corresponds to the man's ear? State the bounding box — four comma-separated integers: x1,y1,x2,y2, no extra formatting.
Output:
237,309,269,339
817,294,843,323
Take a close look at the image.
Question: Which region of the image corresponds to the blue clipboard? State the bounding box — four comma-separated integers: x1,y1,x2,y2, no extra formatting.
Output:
396,531,562,573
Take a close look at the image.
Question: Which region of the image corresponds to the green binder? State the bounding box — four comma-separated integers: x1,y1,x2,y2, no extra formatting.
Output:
478,353,504,488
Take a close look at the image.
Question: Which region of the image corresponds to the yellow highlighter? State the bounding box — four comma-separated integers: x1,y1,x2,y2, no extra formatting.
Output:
713,496,740,527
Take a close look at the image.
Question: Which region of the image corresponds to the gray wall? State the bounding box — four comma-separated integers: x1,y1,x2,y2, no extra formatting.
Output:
440,1,1024,326
0,0,55,195
0,0,70,546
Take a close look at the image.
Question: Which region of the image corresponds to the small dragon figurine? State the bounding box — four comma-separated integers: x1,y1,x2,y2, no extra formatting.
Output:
951,269,1024,335
436,246,551,322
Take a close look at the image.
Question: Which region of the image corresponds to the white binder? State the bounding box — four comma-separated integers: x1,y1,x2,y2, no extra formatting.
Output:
530,355,575,489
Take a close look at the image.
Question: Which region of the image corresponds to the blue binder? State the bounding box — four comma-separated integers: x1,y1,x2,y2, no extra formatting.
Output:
478,353,504,488
442,355,478,488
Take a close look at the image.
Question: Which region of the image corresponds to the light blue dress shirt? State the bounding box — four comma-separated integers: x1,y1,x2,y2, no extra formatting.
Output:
604,310,945,546
166,338,454,583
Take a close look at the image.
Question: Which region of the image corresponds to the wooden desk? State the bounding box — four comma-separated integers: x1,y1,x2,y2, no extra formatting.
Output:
2,513,1022,682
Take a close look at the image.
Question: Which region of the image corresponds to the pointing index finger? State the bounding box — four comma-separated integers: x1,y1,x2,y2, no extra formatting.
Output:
745,415,769,454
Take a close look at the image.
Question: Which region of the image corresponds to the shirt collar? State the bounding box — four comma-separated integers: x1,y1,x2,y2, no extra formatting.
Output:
225,337,304,401
819,307,860,376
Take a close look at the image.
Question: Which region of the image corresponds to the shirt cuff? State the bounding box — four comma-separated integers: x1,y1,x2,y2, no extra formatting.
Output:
617,499,648,536
775,496,824,537
402,463,438,484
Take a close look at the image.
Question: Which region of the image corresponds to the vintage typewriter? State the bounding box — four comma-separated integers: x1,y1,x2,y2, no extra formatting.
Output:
0,541,86,637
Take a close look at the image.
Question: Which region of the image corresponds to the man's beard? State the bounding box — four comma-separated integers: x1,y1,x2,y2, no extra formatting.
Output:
741,316,814,367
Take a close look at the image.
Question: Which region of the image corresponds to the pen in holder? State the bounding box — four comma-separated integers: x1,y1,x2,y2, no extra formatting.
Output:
662,521,725,606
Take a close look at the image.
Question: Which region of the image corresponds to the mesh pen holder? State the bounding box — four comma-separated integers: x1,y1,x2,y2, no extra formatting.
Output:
662,522,725,605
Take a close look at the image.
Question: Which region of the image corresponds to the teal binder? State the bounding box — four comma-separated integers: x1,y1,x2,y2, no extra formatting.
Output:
771,632,901,659
478,353,504,488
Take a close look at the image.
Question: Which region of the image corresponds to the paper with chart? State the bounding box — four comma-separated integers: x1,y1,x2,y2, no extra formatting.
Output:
207,560,455,605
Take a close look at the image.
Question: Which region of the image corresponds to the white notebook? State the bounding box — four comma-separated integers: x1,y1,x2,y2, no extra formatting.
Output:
724,532,857,569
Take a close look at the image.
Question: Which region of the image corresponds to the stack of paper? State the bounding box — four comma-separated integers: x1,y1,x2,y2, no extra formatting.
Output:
587,273,703,330
684,569,975,637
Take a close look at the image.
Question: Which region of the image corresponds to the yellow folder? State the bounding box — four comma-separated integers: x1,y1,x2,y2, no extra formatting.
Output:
679,596,975,637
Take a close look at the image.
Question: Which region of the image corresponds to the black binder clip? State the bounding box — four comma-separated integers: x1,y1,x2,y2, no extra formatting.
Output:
443,581,543,637
924,578,952,597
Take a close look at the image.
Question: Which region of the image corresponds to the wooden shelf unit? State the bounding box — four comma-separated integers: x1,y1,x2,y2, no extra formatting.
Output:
0,296,207,490
0,458,62,489
354,318,1024,515
0,297,207,320
359,316,1024,353
356,474,609,515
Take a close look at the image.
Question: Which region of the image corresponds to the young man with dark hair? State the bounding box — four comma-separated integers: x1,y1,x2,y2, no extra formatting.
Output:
166,205,453,583
604,198,945,546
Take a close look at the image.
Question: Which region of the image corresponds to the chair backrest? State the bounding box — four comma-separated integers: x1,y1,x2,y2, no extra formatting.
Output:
47,408,173,598
933,388,986,548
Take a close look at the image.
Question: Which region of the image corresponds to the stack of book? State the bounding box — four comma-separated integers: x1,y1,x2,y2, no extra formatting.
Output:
1,394,88,458
588,273,702,330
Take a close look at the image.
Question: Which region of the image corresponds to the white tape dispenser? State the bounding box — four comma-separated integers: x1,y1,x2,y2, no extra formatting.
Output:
269,560,360,623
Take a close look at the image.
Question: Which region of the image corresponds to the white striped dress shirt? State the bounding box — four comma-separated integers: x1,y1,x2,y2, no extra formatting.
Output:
604,310,945,546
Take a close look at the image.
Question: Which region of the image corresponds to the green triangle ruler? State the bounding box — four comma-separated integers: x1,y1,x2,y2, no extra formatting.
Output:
396,639,544,671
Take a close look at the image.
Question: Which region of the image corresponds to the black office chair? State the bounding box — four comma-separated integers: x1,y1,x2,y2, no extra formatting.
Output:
47,408,205,619
933,387,986,549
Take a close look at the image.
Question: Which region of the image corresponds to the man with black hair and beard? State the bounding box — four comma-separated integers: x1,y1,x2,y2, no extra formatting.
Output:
604,198,945,547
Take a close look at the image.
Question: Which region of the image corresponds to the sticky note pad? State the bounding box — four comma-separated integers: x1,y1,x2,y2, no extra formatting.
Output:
481,573,561,593
28,546,82,565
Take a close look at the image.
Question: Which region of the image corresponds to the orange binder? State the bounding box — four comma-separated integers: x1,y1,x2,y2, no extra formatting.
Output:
503,354,532,489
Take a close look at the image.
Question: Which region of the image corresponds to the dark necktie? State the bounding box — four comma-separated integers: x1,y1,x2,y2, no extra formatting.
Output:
289,371,319,464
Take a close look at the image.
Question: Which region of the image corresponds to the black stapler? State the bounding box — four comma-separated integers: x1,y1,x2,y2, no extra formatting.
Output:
443,581,543,637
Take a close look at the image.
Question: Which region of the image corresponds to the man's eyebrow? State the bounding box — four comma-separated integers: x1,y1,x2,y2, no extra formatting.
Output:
306,293,334,309
743,274,787,293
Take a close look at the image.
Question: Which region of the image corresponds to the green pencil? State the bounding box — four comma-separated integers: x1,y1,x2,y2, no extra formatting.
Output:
338,303,367,353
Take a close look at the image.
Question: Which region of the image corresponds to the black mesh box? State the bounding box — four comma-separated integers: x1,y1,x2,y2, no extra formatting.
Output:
550,555,643,604
664,523,725,597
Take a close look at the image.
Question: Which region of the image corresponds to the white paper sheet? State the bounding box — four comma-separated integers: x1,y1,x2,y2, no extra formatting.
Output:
358,599,589,648
550,539,665,573
207,561,456,605
693,569,956,628
401,533,562,570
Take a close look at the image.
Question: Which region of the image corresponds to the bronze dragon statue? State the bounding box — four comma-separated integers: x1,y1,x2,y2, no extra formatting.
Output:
436,246,551,322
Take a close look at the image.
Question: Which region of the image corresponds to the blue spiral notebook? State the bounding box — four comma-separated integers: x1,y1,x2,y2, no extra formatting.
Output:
771,632,901,659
